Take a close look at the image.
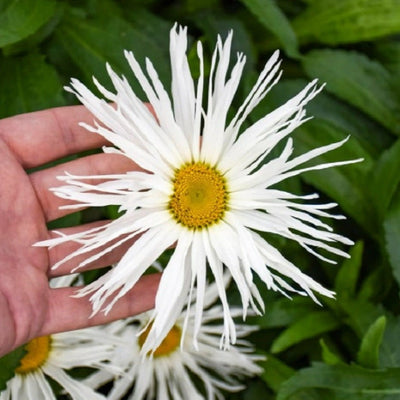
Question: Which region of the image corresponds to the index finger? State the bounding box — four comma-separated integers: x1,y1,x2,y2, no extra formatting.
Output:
41,273,161,337
0,105,107,169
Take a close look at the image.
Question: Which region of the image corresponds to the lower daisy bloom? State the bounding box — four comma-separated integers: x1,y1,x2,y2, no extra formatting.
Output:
0,276,122,400
83,282,263,400
37,25,360,353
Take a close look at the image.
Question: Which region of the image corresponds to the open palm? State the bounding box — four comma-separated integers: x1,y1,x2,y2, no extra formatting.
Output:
0,105,160,357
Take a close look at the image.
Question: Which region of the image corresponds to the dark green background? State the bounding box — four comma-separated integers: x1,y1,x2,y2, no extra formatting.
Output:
2,0,400,398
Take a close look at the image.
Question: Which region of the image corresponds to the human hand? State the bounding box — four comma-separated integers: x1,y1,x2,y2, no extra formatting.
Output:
0,105,160,357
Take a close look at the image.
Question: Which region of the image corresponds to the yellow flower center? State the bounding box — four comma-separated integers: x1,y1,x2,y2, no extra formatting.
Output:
15,336,52,374
169,162,228,229
138,324,181,358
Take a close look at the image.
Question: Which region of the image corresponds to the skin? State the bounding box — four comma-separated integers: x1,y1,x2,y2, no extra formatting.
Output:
0,105,161,358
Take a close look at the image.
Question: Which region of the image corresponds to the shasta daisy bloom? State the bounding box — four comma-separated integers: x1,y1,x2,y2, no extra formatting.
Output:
0,276,121,400
83,281,263,400
37,25,360,354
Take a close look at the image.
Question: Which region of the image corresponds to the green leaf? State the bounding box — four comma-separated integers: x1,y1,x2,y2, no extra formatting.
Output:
0,0,56,47
320,338,344,365
249,78,379,237
123,8,171,55
54,12,171,95
192,10,256,73
254,296,317,329
0,346,26,391
277,363,400,400
104,205,123,220
240,0,299,58
0,53,65,118
380,316,400,368
271,311,341,353
298,86,393,160
302,49,400,136
183,0,220,13
341,302,398,368
384,188,400,287
293,119,378,238
293,0,400,46
357,316,387,369
334,241,364,299
340,299,399,368
251,78,392,159
238,379,273,400
259,353,295,392
47,211,82,230
367,139,400,222
357,265,393,302
2,3,64,56
83,0,125,18
341,299,386,338
374,40,400,74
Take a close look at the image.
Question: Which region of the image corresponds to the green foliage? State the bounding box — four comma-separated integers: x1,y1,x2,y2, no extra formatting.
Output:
1,0,400,399
335,241,364,298
0,0,56,47
259,353,294,392
0,346,25,391
254,296,316,329
293,119,377,237
302,50,400,136
384,191,400,286
270,311,341,354
53,10,171,95
293,0,400,45
0,53,64,118
278,363,400,400
320,338,344,365
357,316,387,369
379,316,400,368
368,140,400,222
240,0,300,58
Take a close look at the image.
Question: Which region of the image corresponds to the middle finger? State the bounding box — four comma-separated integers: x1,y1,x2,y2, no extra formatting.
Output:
30,152,142,222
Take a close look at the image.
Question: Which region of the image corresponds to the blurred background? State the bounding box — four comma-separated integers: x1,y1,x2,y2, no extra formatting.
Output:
1,0,400,398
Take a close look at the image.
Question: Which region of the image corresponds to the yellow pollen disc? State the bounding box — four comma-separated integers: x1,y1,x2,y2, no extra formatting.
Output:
169,162,228,229
15,336,52,374
138,324,181,358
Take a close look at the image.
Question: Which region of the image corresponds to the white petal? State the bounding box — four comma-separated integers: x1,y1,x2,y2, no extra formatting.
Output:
141,230,193,354
77,222,180,315
220,80,323,174
170,26,196,143
226,49,282,145
201,32,247,165
24,372,55,400
189,233,207,349
124,50,192,162
202,230,236,348
207,223,251,317
43,364,106,400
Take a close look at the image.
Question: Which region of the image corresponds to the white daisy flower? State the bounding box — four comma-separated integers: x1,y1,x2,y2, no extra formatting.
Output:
0,276,122,400
37,25,360,354
83,280,263,400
